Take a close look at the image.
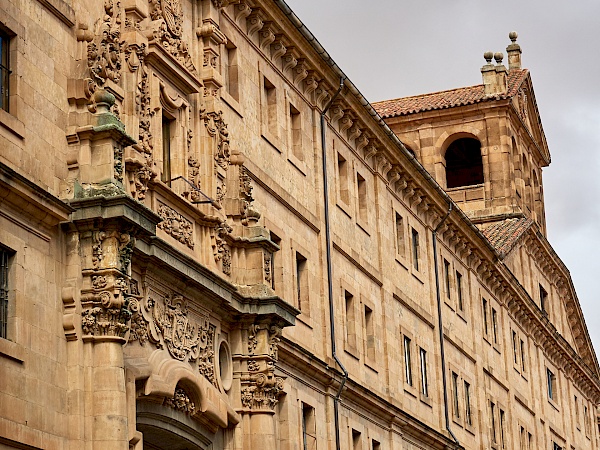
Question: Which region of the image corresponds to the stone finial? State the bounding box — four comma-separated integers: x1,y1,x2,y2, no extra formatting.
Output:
494,52,504,65
484,51,494,64
506,30,522,70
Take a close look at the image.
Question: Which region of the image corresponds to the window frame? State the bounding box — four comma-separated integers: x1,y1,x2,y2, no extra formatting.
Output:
0,29,10,112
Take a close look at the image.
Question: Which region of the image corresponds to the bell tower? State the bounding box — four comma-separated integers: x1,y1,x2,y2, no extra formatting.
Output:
375,32,551,234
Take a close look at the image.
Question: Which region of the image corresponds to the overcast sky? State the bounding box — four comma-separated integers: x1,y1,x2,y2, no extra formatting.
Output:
283,0,600,354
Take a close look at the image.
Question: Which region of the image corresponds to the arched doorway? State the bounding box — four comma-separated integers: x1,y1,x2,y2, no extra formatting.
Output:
137,398,223,450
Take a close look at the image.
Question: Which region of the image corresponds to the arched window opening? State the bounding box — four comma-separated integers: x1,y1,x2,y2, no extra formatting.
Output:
445,138,484,188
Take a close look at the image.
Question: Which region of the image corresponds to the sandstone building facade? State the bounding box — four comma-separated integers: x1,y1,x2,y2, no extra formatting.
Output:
0,1,599,449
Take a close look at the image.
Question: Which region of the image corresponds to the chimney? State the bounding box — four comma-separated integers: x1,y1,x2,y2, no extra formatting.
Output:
481,51,507,96
506,31,522,70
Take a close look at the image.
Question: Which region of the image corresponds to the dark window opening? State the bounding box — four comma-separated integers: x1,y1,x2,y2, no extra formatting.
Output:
162,114,174,186
0,31,10,112
0,247,9,339
445,138,484,188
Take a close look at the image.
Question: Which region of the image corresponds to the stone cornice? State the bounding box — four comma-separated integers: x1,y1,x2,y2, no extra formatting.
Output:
0,161,74,227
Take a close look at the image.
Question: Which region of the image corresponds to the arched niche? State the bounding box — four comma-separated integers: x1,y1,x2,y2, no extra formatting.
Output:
443,137,484,189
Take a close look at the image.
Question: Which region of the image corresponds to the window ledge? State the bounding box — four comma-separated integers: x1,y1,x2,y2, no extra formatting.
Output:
287,153,307,176
0,109,25,139
221,91,243,118
0,338,26,363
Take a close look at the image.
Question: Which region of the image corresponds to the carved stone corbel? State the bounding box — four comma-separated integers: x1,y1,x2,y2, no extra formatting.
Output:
293,59,308,85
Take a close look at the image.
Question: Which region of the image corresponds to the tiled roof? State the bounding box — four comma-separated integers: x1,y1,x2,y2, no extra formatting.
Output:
373,69,529,118
480,217,533,257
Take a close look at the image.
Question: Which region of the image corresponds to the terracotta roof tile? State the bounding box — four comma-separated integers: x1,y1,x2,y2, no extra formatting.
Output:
480,217,533,257
373,69,529,118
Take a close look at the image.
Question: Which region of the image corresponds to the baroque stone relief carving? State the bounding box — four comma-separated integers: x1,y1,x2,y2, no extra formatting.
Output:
128,290,219,387
212,221,233,275
164,386,197,414
148,0,198,76
157,202,195,249
85,0,124,114
240,324,284,410
79,229,137,341
200,109,231,170
239,166,261,225
125,43,157,200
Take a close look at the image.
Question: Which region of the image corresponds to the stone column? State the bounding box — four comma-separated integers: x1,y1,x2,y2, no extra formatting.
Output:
79,228,137,450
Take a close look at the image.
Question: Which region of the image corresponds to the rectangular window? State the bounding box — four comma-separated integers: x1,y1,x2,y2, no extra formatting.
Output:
527,433,532,450
364,305,375,360
371,440,380,450
395,213,405,256
338,153,349,204
584,404,590,436
352,429,362,450
547,368,556,401
451,372,460,419
519,426,525,450
0,248,9,339
482,298,489,336
357,173,367,224
520,339,526,372
0,31,9,112
162,114,173,185
499,408,506,449
263,76,277,136
540,284,548,314
492,308,499,344
289,103,303,161
411,228,419,271
269,232,281,291
512,330,519,364
345,291,356,348
575,395,580,428
456,271,463,311
553,443,562,450
444,259,451,299
302,403,316,450
490,401,497,443
404,336,413,386
296,252,308,312
224,43,239,101
419,348,428,397
464,381,472,426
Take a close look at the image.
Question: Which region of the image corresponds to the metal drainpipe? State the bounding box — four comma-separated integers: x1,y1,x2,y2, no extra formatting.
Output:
432,203,461,448
320,76,347,450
